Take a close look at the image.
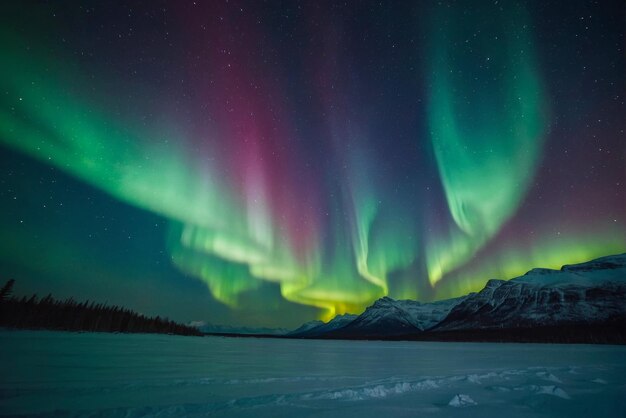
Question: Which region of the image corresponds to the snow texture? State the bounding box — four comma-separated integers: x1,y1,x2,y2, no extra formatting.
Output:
448,393,477,407
1,330,625,417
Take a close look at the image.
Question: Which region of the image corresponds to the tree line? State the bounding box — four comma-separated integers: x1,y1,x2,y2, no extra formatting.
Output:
0,279,201,336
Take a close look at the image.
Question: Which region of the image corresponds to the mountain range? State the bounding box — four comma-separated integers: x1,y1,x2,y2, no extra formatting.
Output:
287,253,626,344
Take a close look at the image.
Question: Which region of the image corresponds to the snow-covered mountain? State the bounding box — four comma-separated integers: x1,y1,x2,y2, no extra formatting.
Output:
288,314,357,337
432,253,626,331
287,320,325,336
326,296,465,338
191,254,625,342
290,253,626,342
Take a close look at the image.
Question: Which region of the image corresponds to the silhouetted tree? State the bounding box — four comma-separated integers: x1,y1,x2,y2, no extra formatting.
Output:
0,280,201,337
0,279,15,302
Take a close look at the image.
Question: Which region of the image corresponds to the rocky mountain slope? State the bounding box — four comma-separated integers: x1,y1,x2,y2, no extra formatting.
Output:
325,297,465,338
289,253,626,343
288,314,357,337
433,253,626,332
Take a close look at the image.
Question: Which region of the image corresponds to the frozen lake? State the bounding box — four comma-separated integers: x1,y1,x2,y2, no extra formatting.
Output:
0,330,624,417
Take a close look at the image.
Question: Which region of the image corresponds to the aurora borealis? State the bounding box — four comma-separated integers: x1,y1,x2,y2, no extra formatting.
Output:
0,1,624,327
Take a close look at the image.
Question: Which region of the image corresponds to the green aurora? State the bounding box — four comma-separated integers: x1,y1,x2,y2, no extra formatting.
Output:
425,4,547,286
0,1,623,326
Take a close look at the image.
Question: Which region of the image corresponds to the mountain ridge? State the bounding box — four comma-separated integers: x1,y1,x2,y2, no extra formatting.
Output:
288,253,626,344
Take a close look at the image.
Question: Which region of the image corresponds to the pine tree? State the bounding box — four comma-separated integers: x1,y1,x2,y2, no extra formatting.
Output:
0,279,15,302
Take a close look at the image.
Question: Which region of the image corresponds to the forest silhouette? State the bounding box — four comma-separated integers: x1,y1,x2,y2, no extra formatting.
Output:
0,279,201,336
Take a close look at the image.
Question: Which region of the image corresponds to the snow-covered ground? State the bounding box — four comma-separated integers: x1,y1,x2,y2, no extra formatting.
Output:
0,330,624,417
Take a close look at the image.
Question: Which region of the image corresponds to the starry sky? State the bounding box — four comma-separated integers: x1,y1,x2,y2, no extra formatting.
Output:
0,0,624,327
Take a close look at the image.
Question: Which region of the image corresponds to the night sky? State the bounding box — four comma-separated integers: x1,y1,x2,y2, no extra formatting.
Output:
0,1,624,327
